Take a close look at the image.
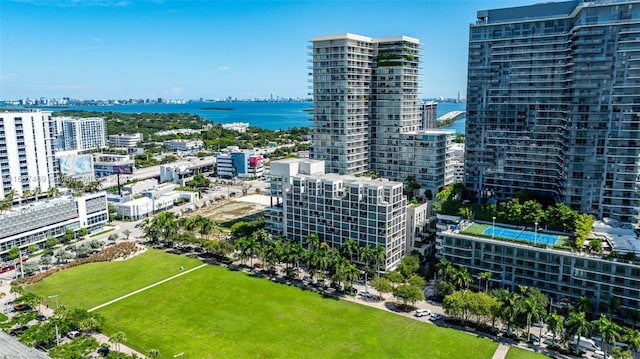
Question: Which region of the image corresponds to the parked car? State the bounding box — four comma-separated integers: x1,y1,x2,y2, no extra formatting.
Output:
414,309,431,317
360,291,373,299
36,314,47,321
430,313,444,321
67,331,81,339
97,346,110,357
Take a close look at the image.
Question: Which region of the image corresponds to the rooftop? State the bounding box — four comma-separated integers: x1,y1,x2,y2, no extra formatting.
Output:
0,331,52,359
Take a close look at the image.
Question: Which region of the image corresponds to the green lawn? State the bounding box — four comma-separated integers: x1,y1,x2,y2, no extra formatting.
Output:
28,249,201,309
463,223,490,235
505,347,550,359
29,250,501,358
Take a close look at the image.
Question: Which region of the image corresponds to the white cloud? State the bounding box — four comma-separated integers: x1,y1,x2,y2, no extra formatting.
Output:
217,66,230,72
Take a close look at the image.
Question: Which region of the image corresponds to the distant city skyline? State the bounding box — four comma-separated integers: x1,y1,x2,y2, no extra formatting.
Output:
1,0,533,100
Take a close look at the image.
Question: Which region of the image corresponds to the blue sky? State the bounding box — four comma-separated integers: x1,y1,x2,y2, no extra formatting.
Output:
1,0,534,100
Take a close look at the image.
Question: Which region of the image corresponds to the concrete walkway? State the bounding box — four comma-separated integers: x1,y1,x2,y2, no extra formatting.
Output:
491,343,510,359
88,263,208,312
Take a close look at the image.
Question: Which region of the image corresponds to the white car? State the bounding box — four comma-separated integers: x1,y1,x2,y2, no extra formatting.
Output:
594,350,611,359
414,309,431,317
430,313,444,321
67,331,81,339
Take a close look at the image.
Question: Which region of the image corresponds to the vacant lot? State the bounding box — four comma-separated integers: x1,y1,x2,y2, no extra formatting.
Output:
28,250,502,358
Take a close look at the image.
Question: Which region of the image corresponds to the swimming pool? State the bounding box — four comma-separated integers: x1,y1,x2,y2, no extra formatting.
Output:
482,226,559,246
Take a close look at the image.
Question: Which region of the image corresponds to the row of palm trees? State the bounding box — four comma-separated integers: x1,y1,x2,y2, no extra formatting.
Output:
139,212,388,290
0,187,63,210
234,232,386,289
557,310,640,357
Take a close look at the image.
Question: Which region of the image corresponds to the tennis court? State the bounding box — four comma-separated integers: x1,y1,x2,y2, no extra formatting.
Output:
482,226,559,246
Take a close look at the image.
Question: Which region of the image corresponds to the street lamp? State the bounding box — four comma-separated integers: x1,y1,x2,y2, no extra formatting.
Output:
361,270,369,296
49,294,60,345
492,217,496,239
534,222,538,245
174,353,184,359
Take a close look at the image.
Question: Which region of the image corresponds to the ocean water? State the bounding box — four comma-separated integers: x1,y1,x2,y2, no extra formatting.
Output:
38,101,466,133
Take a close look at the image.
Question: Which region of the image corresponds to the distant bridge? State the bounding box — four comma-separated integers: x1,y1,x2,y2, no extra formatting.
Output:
437,110,466,123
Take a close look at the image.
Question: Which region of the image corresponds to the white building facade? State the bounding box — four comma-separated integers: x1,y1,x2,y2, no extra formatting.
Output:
56,117,107,152
266,158,407,271
109,133,143,148
0,111,58,200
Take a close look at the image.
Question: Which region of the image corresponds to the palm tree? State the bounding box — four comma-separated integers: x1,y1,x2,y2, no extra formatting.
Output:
479,271,492,292
435,257,455,281
452,266,472,290
623,329,640,357
305,233,320,251
199,218,215,239
608,296,621,320
253,228,272,244
341,238,359,263
109,331,127,352
594,314,622,357
5,188,16,202
359,245,375,268
546,312,565,345
21,189,33,204
566,311,591,353
33,187,42,201
47,186,60,199
499,291,521,335
522,296,545,342
574,296,595,319
373,245,386,276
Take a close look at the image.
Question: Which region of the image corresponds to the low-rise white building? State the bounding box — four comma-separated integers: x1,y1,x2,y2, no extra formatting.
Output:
163,139,204,151
222,122,249,133
116,189,198,220
0,192,108,261
109,133,143,148
123,179,158,196
160,158,215,184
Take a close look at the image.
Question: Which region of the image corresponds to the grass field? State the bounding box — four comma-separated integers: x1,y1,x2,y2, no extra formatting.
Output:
505,347,551,359
28,249,201,309
27,250,504,358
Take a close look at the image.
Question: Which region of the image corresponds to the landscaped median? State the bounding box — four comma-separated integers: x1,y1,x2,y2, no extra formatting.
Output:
24,249,507,358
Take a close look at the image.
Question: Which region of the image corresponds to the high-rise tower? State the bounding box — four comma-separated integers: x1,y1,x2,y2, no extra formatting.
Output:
0,110,58,200
465,0,640,223
310,33,421,176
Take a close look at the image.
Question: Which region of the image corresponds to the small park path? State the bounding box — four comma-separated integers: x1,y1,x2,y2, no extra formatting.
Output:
492,343,510,359
88,263,208,312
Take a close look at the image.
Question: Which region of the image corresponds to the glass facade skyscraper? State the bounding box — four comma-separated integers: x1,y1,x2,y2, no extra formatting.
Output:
465,0,640,223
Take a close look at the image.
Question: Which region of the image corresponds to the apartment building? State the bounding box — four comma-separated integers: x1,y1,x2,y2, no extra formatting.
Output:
436,215,640,312
0,111,57,200
266,158,407,271
310,33,454,194
109,133,143,148
0,192,108,261
56,117,107,152
465,0,640,223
